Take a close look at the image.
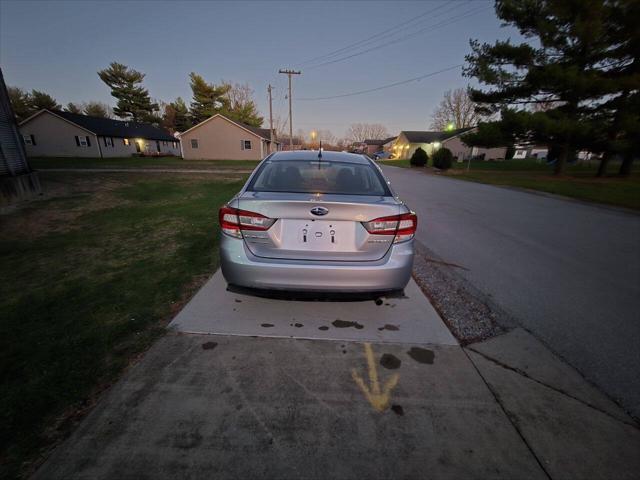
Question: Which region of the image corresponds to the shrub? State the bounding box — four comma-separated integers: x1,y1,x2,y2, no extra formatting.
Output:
410,147,428,167
432,147,454,170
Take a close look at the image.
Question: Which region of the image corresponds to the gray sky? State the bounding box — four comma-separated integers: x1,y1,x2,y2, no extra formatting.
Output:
0,0,518,137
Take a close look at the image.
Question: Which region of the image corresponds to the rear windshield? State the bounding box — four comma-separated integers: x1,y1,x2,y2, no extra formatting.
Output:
246,159,391,196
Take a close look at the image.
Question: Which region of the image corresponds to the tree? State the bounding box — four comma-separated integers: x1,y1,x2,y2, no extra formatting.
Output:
223,81,263,127
7,87,60,121
430,88,481,130
346,123,389,143
189,72,231,125
65,102,83,114
30,90,60,112
83,101,111,118
98,62,158,122
272,115,289,139
410,147,428,167
7,87,32,122
162,97,191,133
463,0,636,175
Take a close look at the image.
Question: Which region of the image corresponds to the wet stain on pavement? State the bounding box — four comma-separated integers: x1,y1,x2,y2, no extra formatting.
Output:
391,404,404,416
332,319,364,330
380,353,402,370
318,326,329,331
407,347,435,364
261,323,275,328
378,324,399,331
201,342,218,350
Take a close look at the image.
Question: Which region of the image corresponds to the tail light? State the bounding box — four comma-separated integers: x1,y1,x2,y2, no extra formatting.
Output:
219,205,276,238
362,212,417,243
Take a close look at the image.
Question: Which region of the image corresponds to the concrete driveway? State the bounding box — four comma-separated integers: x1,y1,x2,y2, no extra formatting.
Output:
34,270,640,479
381,165,640,419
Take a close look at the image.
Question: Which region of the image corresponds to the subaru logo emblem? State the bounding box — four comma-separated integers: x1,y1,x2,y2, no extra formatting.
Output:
310,206,329,216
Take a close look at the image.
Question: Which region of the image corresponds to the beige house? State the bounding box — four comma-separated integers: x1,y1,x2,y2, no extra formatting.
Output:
393,128,507,162
19,110,180,158
179,114,279,160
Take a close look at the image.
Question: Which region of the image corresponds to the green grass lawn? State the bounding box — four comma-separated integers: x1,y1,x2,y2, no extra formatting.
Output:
0,171,247,478
378,158,640,210
29,156,260,170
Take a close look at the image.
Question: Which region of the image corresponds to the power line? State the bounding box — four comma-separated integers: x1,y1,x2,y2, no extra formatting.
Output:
305,5,490,70
299,64,463,101
297,1,454,66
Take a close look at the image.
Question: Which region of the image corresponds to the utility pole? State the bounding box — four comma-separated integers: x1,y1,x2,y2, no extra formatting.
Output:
279,69,301,150
267,84,274,153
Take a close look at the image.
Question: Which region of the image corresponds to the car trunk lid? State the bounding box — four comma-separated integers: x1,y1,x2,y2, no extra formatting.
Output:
238,191,405,262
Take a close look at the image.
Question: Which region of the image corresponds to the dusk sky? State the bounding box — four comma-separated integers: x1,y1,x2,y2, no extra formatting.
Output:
0,0,519,137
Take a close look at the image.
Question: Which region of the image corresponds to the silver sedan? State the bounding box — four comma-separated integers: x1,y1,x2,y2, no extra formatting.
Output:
219,150,416,293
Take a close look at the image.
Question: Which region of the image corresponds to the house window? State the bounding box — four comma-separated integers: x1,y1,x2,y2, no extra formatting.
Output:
241,140,252,150
191,139,199,149
124,138,130,146
23,134,36,146
75,135,91,147
103,137,114,147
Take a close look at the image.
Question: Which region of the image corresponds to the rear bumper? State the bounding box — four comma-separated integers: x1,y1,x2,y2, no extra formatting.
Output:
220,235,414,292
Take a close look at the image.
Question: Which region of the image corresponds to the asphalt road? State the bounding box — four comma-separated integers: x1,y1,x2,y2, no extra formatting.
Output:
382,165,640,418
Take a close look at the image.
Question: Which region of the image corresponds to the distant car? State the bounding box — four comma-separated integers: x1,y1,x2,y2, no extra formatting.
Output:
219,150,416,294
372,151,392,160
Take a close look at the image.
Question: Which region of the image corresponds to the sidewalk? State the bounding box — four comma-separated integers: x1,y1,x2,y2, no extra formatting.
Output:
32,274,640,479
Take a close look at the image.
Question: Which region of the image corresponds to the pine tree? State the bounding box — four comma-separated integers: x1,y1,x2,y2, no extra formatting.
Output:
29,90,60,112
464,0,637,175
65,102,83,114
7,87,32,122
83,102,111,118
162,97,191,133
189,73,231,124
97,62,158,122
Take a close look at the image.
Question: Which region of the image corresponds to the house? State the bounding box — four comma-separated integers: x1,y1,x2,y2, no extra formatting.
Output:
19,110,180,158
393,128,507,161
382,136,397,154
277,136,303,151
514,145,549,160
359,137,396,156
0,68,40,204
179,114,280,160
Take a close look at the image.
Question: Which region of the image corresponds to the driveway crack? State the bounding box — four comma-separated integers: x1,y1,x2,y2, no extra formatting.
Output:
463,348,554,480
466,347,639,430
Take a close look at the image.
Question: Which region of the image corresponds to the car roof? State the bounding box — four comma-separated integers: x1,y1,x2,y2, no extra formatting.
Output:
268,150,371,164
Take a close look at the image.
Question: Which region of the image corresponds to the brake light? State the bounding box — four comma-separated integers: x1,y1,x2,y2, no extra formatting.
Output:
219,205,276,238
362,212,417,243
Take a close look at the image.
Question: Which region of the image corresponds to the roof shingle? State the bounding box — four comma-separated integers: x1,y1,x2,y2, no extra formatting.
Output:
48,110,176,142
402,128,474,144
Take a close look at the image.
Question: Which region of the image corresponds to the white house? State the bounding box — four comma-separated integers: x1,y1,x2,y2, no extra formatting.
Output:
392,128,508,161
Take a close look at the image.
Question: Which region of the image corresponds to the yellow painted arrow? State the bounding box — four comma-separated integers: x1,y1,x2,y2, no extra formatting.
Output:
351,342,399,412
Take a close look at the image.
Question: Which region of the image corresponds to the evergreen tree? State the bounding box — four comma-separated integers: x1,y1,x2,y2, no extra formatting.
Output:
162,97,191,133
7,87,32,122
97,62,158,122
65,102,83,114
189,73,230,124
83,101,111,118
30,90,60,111
464,0,637,175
